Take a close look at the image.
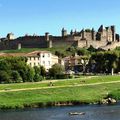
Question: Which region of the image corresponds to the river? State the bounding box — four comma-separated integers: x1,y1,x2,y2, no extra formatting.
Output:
0,104,120,120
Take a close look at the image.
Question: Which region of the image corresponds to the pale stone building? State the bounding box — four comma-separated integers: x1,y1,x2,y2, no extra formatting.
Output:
26,51,58,70
63,55,80,71
0,51,59,70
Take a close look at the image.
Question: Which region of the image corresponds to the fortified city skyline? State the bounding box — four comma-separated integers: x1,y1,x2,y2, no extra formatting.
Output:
0,0,120,37
1,0,120,119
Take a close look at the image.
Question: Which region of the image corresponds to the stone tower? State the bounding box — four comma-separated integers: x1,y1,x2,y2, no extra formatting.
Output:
106,27,112,42
18,43,21,50
45,32,52,48
70,29,74,36
7,33,15,40
62,28,67,37
45,32,50,41
48,40,52,48
111,25,116,42
98,25,107,41
81,29,85,39
92,28,95,40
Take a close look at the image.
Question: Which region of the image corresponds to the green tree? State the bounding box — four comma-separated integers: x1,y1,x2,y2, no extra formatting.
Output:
77,48,89,56
104,51,119,75
55,51,66,58
11,71,22,83
0,57,40,83
78,56,89,73
49,63,65,78
33,66,43,82
89,51,119,74
87,45,96,52
0,59,11,71
90,52,105,73
40,66,46,77
26,66,35,82
0,71,11,83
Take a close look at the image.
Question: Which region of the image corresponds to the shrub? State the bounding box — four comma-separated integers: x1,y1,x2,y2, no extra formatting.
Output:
11,71,23,83
49,64,65,78
0,71,11,83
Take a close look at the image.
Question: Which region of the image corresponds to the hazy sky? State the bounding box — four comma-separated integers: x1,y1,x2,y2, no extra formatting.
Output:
0,0,120,37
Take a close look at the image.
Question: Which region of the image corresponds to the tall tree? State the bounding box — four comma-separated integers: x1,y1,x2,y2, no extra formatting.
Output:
78,56,89,73
49,63,65,78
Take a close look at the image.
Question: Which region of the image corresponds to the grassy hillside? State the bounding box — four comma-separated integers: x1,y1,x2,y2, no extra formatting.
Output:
0,47,64,53
0,47,74,57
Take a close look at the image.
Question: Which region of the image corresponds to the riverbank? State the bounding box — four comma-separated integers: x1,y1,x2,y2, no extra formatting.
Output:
0,75,120,109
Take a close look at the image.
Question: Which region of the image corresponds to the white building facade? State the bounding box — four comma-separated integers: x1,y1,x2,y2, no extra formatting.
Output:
0,51,59,71
26,51,58,70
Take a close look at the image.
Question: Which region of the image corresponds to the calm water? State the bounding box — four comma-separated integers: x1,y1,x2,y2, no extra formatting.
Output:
0,104,120,120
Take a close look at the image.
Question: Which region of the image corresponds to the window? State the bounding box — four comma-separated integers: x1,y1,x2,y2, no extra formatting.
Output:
43,61,45,65
48,54,50,57
29,63,32,66
37,53,40,56
29,57,31,61
48,61,50,66
34,63,36,66
42,54,45,58
34,57,36,60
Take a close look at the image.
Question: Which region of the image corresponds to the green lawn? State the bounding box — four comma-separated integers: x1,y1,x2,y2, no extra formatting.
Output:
0,82,120,109
0,75,120,109
0,47,69,54
0,75,120,91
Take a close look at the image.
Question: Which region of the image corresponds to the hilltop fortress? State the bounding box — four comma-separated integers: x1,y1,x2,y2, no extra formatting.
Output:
0,25,120,50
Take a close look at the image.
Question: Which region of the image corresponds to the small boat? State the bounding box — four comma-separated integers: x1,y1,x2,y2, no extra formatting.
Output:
69,112,85,115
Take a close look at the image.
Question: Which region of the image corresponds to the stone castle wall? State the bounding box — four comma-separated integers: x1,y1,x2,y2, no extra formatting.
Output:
0,36,47,50
51,37,76,48
0,25,119,50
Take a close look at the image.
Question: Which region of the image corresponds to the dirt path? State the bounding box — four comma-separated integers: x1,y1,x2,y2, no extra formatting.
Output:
1,80,120,93
38,76,96,83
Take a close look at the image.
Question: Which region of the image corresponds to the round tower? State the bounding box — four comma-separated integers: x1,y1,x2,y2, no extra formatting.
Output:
111,25,116,41
7,33,15,40
62,28,67,37
70,29,74,36
45,32,50,41
92,28,95,40
81,28,85,39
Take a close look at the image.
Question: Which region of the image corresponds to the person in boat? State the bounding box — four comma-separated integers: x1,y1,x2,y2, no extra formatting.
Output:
69,112,85,115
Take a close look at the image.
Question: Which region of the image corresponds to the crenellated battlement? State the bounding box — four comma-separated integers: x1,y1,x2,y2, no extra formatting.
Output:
0,25,119,50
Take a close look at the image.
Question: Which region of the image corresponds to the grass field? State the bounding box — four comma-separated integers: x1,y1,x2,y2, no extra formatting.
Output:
0,75,120,91
0,75,120,109
0,47,70,54
0,47,74,58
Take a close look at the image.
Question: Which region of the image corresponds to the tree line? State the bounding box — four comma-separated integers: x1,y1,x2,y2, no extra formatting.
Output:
0,56,66,84
0,57,46,83
1,48,120,83
89,51,120,75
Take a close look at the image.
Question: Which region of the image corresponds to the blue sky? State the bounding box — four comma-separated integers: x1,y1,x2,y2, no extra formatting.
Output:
0,0,120,37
